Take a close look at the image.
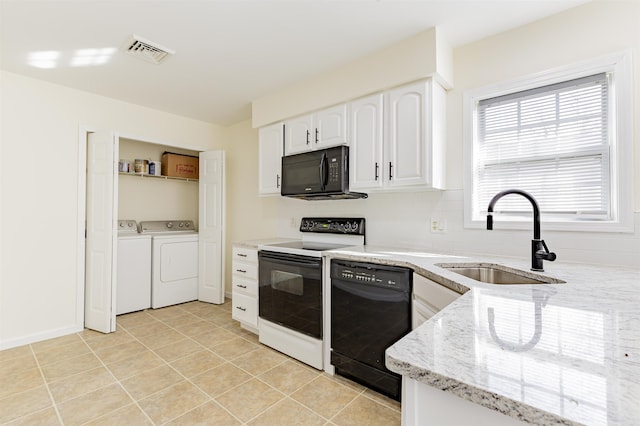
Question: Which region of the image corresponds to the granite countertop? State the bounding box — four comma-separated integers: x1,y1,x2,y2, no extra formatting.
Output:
323,246,640,426
233,237,299,249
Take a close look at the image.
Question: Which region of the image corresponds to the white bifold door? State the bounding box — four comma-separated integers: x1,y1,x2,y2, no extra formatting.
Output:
84,140,225,333
198,151,225,304
84,131,118,333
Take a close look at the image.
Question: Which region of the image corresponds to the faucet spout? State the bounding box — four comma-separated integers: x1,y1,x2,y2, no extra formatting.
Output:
486,189,556,272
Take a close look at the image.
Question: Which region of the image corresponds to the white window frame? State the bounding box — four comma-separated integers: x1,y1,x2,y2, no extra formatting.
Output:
463,51,633,233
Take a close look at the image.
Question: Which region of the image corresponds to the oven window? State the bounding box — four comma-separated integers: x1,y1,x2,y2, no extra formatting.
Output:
258,251,323,339
271,271,304,296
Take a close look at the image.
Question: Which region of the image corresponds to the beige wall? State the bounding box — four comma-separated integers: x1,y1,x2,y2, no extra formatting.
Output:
2,0,638,349
0,71,223,348
251,27,453,128
233,1,640,268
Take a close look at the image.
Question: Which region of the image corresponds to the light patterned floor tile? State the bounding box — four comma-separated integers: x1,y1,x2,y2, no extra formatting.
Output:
84,404,152,425
231,347,288,376
210,336,259,360
191,363,252,397
48,367,115,404
120,365,183,400
0,386,52,424
153,337,203,362
165,400,241,425
33,341,91,366
4,407,61,425
258,360,321,395
138,381,209,424
170,350,225,378
331,394,401,426
0,300,395,426
57,383,132,426
215,378,284,422
105,350,164,380
248,398,326,426
0,368,45,400
292,376,359,419
40,353,102,382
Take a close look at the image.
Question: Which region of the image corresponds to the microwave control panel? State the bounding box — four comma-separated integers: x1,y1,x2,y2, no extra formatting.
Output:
328,157,340,183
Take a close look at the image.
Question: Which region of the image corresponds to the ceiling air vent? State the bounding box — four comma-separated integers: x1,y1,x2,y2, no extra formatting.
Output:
124,34,175,65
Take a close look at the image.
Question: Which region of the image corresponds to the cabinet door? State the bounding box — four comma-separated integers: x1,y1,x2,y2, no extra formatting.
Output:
349,94,384,190
258,123,283,195
284,114,314,155
387,81,431,188
315,104,348,149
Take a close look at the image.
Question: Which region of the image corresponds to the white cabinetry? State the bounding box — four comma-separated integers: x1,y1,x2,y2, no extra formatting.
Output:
231,245,259,331
284,104,348,155
349,93,384,190
412,274,460,329
402,378,526,426
350,79,446,191
258,123,283,196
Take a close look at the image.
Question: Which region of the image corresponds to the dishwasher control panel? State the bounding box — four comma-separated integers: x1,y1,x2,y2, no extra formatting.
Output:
331,260,412,292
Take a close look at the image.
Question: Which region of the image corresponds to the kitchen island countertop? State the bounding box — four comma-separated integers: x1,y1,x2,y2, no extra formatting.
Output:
323,245,640,425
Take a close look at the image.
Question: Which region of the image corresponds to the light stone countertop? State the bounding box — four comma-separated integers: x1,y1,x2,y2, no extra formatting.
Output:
232,237,299,250
323,245,640,426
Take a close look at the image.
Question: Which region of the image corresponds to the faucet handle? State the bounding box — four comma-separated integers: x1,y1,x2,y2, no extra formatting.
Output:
535,240,556,261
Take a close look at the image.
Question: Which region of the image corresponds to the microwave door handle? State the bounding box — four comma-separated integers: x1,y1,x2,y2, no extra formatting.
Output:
319,152,328,190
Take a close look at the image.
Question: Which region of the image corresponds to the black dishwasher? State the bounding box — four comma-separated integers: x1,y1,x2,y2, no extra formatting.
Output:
330,259,412,401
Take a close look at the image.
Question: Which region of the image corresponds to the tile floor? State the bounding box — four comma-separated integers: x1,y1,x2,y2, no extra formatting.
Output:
0,300,401,425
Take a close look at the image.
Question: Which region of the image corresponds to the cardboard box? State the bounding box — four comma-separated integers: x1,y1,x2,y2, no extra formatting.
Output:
161,152,199,179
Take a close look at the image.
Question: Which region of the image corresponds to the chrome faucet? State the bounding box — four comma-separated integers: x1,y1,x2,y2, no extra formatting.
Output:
486,189,556,272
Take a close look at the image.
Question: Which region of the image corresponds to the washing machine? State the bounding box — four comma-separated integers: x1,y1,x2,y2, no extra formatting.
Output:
116,220,152,315
140,220,199,309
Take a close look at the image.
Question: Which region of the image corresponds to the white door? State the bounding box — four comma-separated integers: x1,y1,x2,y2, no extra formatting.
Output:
387,81,430,188
198,151,225,304
85,131,118,333
284,114,314,155
316,104,348,148
258,123,283,195
349,94,384,190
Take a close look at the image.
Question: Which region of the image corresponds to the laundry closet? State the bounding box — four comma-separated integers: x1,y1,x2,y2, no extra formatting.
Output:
84,132,225,332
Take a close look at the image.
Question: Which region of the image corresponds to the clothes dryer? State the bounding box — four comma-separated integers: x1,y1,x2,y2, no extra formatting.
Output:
140,220,199,309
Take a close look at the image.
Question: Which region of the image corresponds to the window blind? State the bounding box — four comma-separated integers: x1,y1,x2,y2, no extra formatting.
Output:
475,73,610,220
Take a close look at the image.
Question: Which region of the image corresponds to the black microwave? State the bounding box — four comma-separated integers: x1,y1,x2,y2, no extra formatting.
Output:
280,146,367,200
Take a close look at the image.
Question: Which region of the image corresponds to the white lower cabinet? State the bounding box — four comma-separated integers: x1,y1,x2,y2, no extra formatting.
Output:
412,273,460,329
402,377,526,425
231,245,259,331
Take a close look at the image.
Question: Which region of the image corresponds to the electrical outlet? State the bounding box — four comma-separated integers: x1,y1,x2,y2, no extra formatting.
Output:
430,217,446,233
290,217,297,228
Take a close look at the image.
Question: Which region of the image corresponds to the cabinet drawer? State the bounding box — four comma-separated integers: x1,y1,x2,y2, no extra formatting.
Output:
413,274,460,312
232,261,258,281
232,278,258,297
232,293,258,327
232,246,258,263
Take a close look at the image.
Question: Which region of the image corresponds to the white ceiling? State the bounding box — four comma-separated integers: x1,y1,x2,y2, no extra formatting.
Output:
0,0,589,126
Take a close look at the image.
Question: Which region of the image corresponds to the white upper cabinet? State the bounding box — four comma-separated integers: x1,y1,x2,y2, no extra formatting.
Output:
349,93,384,190
351,79,446,191
284,104,348,155
387,81,431,188
258,122,284,196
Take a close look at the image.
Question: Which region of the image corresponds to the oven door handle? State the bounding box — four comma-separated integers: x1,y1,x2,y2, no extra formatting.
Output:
259,251,322,268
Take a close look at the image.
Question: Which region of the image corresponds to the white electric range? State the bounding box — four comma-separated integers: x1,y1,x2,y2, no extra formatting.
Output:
257,217,365,369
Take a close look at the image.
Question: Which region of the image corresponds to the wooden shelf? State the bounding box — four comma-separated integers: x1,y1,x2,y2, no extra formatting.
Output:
118,172,198,182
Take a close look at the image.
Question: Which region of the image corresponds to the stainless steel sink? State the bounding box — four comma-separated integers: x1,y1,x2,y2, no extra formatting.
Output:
436,263,565,285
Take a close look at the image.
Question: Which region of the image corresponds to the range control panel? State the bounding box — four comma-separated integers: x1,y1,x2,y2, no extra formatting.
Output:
300,217,365,235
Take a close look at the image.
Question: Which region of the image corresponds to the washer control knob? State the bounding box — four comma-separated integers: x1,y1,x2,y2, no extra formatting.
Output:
166,222,173,228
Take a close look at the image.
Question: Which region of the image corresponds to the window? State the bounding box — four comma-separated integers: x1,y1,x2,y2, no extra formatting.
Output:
464,52,632,232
